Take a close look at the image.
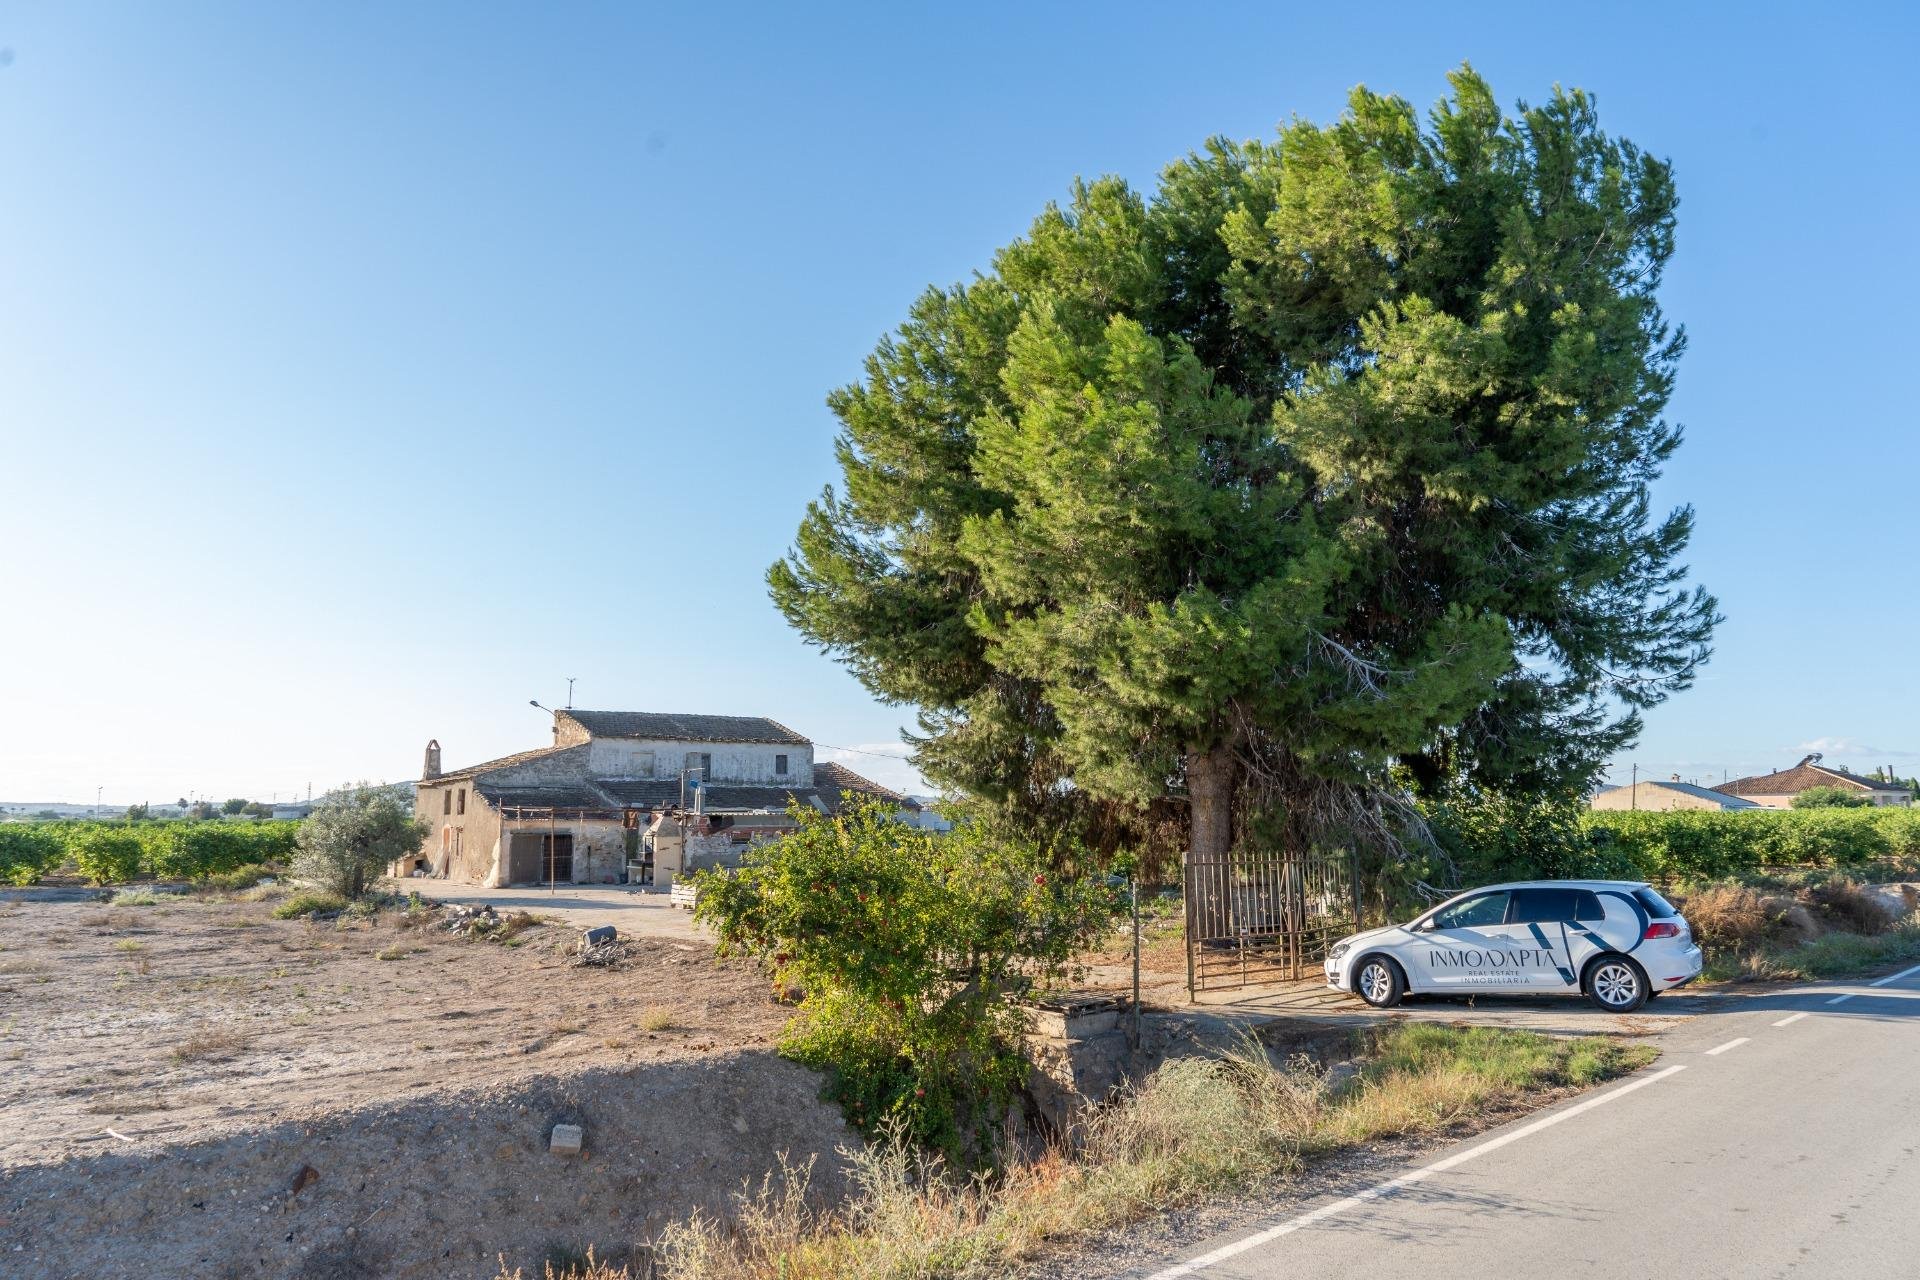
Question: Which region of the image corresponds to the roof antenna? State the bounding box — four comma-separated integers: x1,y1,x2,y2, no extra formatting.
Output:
566,677,576,709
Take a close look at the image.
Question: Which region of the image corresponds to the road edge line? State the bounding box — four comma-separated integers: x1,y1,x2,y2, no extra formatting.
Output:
1137,1062,1689,1279
1869,962,1920,988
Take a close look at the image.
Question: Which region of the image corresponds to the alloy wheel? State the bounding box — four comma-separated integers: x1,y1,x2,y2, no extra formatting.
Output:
1361,961,1392,1003
1593,961,1639,1007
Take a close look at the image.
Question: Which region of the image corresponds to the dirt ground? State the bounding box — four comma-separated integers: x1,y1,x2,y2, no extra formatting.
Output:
0,886,857,1279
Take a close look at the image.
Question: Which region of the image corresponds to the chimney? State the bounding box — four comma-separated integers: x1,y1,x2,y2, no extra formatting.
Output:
1670,773,1681,782
422,739,442,781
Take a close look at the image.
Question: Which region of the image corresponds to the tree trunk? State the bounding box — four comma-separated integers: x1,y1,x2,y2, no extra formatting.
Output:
1186,744,1236,860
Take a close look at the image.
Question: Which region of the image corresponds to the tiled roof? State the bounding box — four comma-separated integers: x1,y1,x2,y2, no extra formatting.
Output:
476,784,615,812
557,711,809,745
814,761,919,809
1715,760,1907,797
428,743,586,783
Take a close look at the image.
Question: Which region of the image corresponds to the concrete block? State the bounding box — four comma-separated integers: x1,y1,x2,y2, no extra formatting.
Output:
550,1123,584,1157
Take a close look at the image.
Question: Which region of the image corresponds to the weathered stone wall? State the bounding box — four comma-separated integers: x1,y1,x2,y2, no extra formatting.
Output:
406,781,505,882
582,736,813,784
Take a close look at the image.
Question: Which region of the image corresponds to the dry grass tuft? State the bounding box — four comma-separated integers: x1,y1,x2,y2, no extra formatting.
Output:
648,1024,1653,1280
1681,883,1779,950
494,1245,636,1279
637,1005,678,1033
171,1027,253,1063
1803,878,1896,936
496,911,540,941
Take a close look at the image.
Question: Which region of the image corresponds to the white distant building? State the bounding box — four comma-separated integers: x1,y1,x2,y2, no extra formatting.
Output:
1589,777,1762,812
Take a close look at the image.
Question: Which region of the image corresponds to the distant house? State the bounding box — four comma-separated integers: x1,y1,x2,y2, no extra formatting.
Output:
1590,778,1762,812
1713,755,1913,809
402,710,918,888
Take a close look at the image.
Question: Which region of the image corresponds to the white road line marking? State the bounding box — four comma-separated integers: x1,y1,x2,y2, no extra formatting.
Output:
1772,1012,1809,1027
1827,994,1855,1005
1137,1064,1689,1280
1704,1036,1750,1056
1869,962,1920,988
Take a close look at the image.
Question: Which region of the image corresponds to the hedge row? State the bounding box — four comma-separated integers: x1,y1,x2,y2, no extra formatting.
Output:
1581,807,1920,884
0,820,302,886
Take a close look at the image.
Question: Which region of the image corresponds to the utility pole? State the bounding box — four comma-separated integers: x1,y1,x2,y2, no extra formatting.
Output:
1631,762,1638,810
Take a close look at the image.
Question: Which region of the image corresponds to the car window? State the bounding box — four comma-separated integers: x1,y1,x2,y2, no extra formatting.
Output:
1430,891,1510,930
1510,888,1597,923
1634,887,1679,919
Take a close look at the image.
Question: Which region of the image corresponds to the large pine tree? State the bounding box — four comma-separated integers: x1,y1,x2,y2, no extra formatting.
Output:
770,68,1717,865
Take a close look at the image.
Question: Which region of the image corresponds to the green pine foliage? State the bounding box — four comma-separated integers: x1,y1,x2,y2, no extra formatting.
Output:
770,66,1716,865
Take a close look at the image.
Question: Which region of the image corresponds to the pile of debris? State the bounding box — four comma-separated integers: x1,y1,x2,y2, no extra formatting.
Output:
571,924,630,968
440,904,502,935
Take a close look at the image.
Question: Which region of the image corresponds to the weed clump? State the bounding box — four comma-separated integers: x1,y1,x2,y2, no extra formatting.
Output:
273,891,348,920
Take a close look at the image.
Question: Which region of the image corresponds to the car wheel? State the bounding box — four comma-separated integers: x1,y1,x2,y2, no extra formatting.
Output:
1354,955,1405,1009
1585,956,1648,1012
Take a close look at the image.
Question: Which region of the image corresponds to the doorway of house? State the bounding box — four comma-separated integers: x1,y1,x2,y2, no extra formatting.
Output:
506,831,575,885
542,833,574,883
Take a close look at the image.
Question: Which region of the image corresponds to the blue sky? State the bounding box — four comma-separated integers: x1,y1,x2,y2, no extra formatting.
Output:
1,2,1914,804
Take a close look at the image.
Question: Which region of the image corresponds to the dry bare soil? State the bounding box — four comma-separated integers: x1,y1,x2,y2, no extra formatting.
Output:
0,889,856,1279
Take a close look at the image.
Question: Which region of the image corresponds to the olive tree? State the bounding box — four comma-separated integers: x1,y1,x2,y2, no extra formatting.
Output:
292,784,426,898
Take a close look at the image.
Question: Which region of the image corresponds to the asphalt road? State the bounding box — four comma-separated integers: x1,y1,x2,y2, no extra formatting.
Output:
1122,964,1920,1280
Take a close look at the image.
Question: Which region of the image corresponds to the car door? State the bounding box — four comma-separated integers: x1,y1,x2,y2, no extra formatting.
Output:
1412,890,1522,991
1504,888,1597,990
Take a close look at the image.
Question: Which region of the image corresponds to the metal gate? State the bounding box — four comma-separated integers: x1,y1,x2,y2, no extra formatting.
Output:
1184,848,1362,994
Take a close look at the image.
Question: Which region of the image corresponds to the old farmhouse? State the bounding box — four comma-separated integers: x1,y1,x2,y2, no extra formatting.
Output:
404,710,918,888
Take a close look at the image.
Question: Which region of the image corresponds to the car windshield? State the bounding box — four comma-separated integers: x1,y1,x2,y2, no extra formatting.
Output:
1428,891,1510,929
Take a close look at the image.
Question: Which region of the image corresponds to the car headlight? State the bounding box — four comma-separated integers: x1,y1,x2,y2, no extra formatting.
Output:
1328,940,1352,962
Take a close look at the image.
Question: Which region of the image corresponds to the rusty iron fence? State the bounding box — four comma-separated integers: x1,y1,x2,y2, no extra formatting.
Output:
1183,847,1364,994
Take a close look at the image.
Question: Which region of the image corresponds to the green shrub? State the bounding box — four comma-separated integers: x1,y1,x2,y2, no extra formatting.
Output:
1792,785,1872,809
695,799,1118,1166
1581,807,1920,883
146,821,300,880
1425,790,1638,885
0,826,62,885
199,863,274,892
273,890,348,919
0,820,299,885
70,828,146,885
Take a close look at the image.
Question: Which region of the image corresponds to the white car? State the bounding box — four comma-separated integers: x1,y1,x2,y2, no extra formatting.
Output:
1323,880,1702,1012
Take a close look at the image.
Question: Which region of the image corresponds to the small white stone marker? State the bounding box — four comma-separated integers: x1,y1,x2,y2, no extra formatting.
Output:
550,1124,584,1157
